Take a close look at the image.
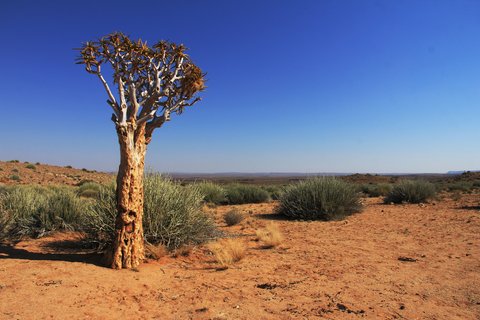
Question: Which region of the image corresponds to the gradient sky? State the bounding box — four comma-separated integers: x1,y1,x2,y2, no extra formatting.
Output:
0,0,478,173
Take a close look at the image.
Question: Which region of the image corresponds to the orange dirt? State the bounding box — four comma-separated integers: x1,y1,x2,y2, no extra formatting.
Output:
0,161,114,186
1,195,479,319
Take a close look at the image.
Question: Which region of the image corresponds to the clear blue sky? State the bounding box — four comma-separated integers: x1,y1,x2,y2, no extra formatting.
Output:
0,0,478,173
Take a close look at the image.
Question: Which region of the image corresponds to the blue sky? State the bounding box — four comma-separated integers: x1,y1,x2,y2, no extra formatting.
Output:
0,0,478,173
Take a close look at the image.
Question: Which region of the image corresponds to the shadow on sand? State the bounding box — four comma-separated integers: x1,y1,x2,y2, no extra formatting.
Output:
0,241,104,267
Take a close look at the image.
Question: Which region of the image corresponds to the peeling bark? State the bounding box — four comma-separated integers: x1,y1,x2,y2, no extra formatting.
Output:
111,123,147,269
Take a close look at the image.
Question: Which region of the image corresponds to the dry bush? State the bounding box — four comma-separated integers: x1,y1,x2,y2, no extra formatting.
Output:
145,243,168,260
224,209,245,226
256,223,283,249
172,244,194,257
208,238,246,268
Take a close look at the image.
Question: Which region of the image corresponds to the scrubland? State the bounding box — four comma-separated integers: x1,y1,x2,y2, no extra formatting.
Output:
0,162,479,319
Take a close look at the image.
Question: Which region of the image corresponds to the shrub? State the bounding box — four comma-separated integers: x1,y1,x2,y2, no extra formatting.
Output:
10,175,21,181
25,164,36,170
384,180,436,204
447,182,474,193
0,185,89,239
35,162,40,165
261,185,284,200
256,223,283,248
11,168,19,173
77,182,102,198
85,174,216,251
194,181,226,204
8,160,19,163
224,184,270,204
224,209,245,226
359,183,392,197
278,177,362,220
208,238,246,268
65,165,73,169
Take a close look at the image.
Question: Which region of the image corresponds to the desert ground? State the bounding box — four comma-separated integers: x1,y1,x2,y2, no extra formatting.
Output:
1,190,479,319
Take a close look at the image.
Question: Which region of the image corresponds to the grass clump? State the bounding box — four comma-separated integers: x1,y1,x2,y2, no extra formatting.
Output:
85,174,216,251
278,177,362,220
77,182,102,198
9,175,21,181
447,181,474,193
224,209,245,226
194,181,226,205
384,180,436,204
224,184,270,204
359,183,392,197
256,223,283,248
0,185,89,240
208,238,246,268
25,164,36,170
261,185,284,200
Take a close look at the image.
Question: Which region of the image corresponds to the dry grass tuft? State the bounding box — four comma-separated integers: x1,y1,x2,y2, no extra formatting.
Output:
172,244,194,257
208,238,247,269
224,209,245,226
256,223,283,249
145,243,168,260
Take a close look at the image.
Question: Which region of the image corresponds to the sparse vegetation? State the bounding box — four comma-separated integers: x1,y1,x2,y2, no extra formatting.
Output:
194,181,226,204
208,238,246,268
384,180,436,204
65,165,73,169
256,223,283,249
25,164,36,170
224,209,245,226
224,184,270,204
10,175,21,181
278,177,362,220
359,183,393,197
8,160,19,163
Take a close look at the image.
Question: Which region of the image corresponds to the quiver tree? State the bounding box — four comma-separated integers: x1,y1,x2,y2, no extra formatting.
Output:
77,32,205,269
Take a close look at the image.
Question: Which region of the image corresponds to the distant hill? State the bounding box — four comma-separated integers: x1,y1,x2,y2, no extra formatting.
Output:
0,160,114,186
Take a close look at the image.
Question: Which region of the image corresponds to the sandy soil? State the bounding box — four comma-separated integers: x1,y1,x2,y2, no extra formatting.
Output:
0,194,479,319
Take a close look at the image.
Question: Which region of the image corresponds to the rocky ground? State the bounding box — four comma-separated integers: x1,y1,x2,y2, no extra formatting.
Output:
0,160,113,186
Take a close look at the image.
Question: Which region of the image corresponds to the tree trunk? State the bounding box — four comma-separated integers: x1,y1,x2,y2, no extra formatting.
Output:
111,123,147,269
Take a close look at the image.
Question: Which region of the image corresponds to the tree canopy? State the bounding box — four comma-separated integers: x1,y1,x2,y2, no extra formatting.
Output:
76,32,205,142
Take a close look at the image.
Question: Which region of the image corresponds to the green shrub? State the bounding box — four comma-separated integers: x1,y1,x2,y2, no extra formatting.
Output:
25,164,36,170
11,168,19,173
278,177,362,220
384,180,436,204
65,165,73,169
8,160,19,163
447,181,474,193
359,183,393,197
224,184,271,204
261,185,285,200
0,185,89,239
10,175,20,181
224,209,245,226
85,174,216,251
194,181,226,204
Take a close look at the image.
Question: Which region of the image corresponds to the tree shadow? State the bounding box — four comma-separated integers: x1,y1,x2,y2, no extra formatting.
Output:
0,241,105,267
254,213,293,221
